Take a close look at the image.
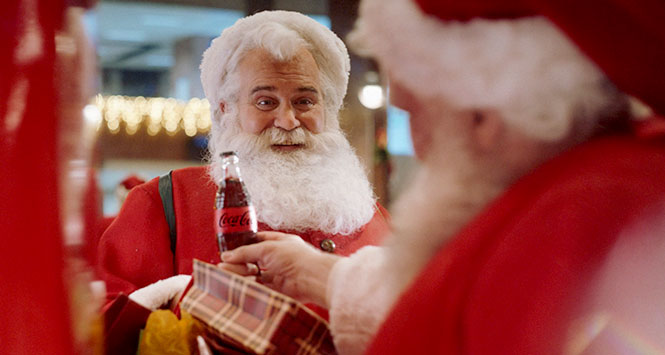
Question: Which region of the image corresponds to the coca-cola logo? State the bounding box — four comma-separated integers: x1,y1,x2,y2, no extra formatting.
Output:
218,211,252,228
214,206,257,234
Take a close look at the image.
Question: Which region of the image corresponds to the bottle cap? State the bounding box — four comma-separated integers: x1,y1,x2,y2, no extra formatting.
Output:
221,151,237,157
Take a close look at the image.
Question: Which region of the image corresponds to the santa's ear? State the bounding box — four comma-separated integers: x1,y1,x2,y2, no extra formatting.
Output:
469,110,504,153
211,102,226,126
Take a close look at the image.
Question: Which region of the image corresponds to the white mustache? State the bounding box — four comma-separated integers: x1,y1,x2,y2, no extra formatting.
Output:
264,127,308,145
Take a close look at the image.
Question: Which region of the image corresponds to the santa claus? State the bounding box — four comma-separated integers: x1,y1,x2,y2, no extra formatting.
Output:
220,0,665,353
97,11,390,351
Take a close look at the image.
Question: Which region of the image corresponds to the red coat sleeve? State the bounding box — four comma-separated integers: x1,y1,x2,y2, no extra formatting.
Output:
97,180,174,303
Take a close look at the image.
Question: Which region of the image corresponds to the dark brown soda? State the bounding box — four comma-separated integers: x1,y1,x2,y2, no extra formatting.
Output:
215,178,258,252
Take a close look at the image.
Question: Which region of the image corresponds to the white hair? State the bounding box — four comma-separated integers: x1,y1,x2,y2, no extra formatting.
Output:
350,0,621,142
200,11,376,234
200,10,350,132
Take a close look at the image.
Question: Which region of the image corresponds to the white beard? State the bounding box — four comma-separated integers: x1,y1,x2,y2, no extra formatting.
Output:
382,134,509,302
209,119,376,236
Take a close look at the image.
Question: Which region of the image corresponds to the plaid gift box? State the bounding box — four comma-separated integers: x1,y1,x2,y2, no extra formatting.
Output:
180,259,337,355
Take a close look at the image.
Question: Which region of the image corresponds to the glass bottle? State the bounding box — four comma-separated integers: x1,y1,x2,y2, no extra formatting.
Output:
214,151,258,254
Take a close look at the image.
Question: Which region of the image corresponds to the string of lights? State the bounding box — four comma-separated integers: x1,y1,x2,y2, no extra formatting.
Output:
91,95,212,137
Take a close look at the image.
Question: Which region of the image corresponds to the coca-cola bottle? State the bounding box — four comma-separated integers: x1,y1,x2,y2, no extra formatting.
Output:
214,151,258,254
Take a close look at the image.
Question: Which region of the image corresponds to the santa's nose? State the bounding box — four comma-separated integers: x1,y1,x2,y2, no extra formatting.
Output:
273,106,301,131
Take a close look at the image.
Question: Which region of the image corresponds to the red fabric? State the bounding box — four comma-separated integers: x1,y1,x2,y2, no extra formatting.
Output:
83,169,104,275
98,166,390,303
0,0,75,353
119,175,145,190
414,0,665,116
633,115,665,140
103,294,152,355
98,215,116,236
366,133,665,354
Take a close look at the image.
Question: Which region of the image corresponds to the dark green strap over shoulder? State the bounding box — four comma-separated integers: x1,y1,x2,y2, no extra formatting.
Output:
158,170,177,255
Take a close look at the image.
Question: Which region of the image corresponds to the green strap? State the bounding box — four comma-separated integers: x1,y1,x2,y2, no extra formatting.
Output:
158,170,177,255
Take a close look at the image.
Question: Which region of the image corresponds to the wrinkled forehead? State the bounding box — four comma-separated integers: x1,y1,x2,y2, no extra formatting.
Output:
235,47,322,90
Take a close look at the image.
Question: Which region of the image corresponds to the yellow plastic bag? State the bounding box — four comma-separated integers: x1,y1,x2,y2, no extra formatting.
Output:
138,310,203,355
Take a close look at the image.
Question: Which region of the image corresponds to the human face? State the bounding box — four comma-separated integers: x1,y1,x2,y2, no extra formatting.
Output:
389,79,433,159
225,47,325,152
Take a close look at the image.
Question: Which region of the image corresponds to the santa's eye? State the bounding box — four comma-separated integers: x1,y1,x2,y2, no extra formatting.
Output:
294,97,316,109
255,98,278,110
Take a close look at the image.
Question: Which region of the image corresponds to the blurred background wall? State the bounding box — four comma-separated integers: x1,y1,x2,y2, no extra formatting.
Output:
85,0,418,216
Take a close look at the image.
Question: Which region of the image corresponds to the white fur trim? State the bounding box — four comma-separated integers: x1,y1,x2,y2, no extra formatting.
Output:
200,11,350,116
129,274,192,311
350,0,609,141
327,246,398,354
628,96,654,120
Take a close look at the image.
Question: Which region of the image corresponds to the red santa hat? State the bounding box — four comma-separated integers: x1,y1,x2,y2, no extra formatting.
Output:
115,175,146,205
414,0,665,115
350,0,665,140
119,175,145,190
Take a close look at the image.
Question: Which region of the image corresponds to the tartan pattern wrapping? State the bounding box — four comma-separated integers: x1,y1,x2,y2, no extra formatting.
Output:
180,259,337,355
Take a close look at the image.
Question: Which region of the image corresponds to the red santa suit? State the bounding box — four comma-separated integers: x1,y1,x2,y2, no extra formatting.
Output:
326,0,665,352
98,166,390,303
325,129,665,354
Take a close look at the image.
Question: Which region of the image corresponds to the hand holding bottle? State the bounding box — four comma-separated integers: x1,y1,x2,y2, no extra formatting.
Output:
219,231,341,307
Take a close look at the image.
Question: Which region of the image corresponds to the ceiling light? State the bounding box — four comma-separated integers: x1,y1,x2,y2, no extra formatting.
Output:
358,84,385,110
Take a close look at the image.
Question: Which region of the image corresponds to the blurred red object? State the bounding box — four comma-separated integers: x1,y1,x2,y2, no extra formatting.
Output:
1,0,99,353
0,0,75,353
120,175,146,191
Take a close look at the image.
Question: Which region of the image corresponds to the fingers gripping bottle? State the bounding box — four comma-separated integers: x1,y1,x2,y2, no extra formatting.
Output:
214,151,258,254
